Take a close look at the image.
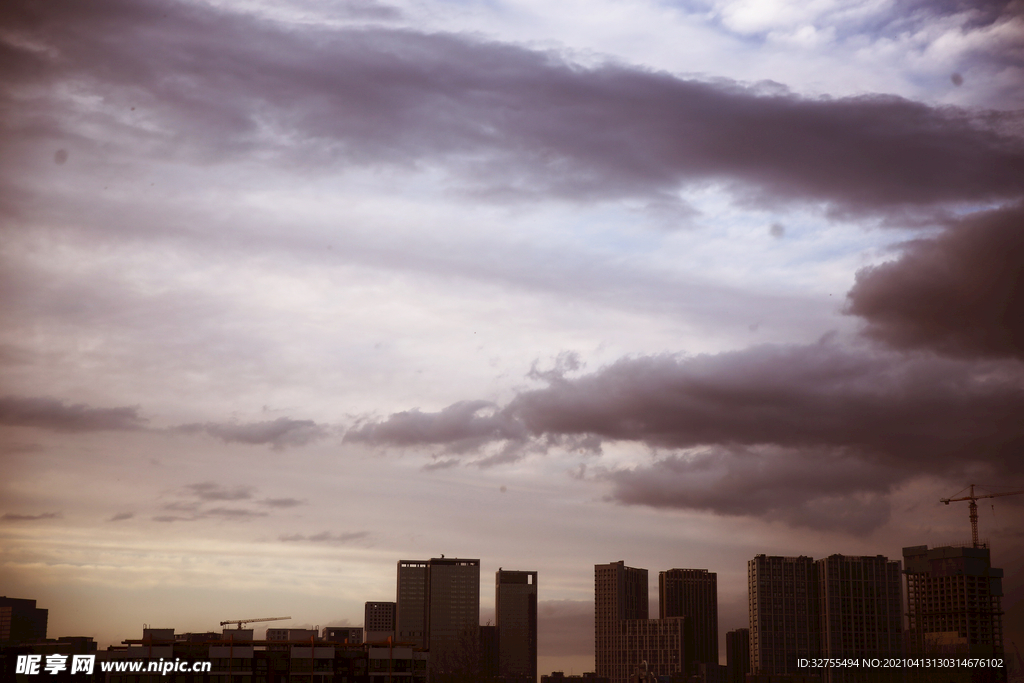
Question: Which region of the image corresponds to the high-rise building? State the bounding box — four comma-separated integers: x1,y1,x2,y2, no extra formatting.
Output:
364,601,396,642
659,568,718,665
748,555,820,676
595,561,649,682
596,561,696,683
0,596,48,643
397,557,480,674
725,628,749,683
817,554,902,683
397,560,429,647
749,554,904,682
903,544,1004,657
496,569,538,683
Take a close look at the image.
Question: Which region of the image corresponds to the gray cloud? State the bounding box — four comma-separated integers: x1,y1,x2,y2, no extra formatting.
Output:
847,203,1024,360
603,447,893,534
1,512,61,522
108,512,134,522
351,340,1024,532
258,497,305,508
175,418,330,449
2,0,1023,218
0,396,146,432
184,482,254,501
345,400,526,454
278,531,370,544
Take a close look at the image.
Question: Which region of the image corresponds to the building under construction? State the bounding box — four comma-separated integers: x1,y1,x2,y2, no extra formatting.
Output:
903,544,1004,658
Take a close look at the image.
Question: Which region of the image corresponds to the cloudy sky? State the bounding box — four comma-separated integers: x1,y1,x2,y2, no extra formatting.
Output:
1,0,1023,673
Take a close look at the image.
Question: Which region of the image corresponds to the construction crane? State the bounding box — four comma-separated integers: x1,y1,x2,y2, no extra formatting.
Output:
220,616,291,630
940,484,1024,548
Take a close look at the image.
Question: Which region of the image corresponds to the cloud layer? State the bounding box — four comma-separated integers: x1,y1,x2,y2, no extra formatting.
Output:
3,0,1023,219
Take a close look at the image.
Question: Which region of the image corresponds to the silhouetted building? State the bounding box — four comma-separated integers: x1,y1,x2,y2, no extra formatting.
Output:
0,597,48,644
364,601,396,642
748,555,820,676
596,561,694,683
324,626,363,644
397,560,429,648
749,554,903,682
659,568,718,666
542,672,611,683
496,569,537,683
95,625,425,682
397,557,480,676
726,628,749,683
903,544,1004,657
817,554,901,683
596,561,649,682
479,624,499,680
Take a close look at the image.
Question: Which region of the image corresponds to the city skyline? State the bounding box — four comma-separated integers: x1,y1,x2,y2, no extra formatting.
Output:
2,0,1023,677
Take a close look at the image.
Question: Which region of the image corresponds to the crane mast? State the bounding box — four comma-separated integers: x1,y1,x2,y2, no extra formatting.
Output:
940,484,1024,548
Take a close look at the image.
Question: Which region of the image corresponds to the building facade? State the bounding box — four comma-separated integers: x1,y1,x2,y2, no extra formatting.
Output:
725,628,749,683
396,560,429,648
596,561,649,682
903,544,1004,657
817,555,902,683
496,569,538,683
749,554,903,682
364,601,396,643
748,555,820,676
396,557,480,677
659,568,718,666
0,597,48,644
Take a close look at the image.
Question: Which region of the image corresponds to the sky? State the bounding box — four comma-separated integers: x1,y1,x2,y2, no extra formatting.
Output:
1,0,1023,674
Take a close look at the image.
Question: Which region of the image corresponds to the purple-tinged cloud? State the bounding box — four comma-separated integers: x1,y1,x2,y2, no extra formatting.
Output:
2,0,1023,216
0,396,146,432
176,418,329,449
350,341,1024,531
345,400,527,454
847,203,1024,360
108,512,134,522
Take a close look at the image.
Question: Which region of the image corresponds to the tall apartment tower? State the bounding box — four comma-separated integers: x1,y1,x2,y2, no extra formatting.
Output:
748,555,820,675
659,568,718,665
426,556,481,669
496,569,538,683
364,601,396,642
817,554,902,683
397,560,429,647
725,628,749,683
595,561,649,682
903,545,1004,657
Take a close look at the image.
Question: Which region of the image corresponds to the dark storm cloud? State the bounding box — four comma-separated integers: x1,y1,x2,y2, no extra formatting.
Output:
603,448,893,534
175,418,330,449
847,203,1024,360
351,341,1024,531
0,396,146,432
3,0,1023,215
